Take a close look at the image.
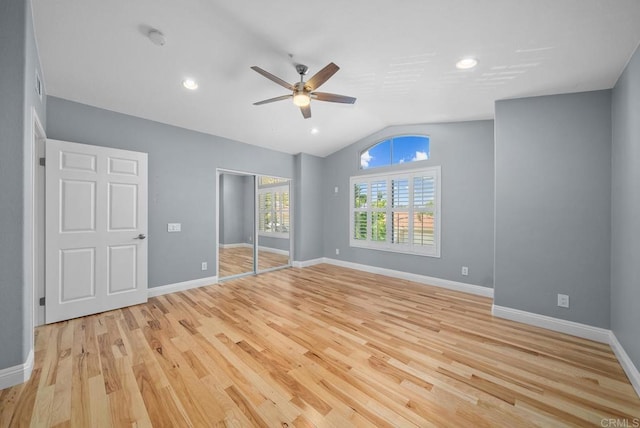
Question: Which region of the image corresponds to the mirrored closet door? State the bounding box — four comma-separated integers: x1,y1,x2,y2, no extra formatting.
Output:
218,172,256,279
256,175,291,272
218,171,292,281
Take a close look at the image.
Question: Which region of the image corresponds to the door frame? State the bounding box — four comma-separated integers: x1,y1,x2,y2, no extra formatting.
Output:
29,108,46,336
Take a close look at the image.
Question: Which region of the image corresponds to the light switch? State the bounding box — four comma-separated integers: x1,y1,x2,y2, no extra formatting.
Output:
167,223,181,232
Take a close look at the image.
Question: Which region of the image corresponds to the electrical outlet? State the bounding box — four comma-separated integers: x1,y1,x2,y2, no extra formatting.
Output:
335,248,340,255
334,186,339,193
201,262,207,271
167,223,181,232
557,294,569,308
461,266,469,276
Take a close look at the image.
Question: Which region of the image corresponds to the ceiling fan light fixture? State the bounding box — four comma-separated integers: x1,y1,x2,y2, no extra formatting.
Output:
293,92,311,107
456,57,478,69
182,79,198,90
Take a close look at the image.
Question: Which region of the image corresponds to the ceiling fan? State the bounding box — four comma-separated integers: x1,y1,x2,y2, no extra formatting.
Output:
251,62,356,119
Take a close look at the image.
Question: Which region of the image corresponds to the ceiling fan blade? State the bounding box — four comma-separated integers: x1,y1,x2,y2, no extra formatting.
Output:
305,62,340,91
300,104,311,119
253,94,292,105
312,92,357,104
250,66,294,90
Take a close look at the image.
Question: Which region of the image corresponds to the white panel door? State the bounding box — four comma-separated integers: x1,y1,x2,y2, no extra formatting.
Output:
45,139,148,323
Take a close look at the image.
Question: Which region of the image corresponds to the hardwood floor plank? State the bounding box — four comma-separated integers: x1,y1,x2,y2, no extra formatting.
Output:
132,363,171,428
224,385,270,428
2,264,639,427
87,375,112,428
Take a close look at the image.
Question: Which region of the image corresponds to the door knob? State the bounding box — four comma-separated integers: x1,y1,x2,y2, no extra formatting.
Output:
135,234,146,240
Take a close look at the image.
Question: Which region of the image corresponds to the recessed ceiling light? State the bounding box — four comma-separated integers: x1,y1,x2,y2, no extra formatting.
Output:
456,57,478,70
311,128,319,134
182,79,198,90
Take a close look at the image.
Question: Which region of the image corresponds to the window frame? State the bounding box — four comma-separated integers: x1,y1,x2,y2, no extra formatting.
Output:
258,183,290,239
349,165,441,257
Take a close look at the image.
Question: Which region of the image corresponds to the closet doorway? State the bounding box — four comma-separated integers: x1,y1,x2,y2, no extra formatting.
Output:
217,169,291,281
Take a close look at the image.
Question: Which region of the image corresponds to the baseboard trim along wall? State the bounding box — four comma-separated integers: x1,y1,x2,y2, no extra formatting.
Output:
148,275,218,298
292,258,325,269
491,305,611,343
609,332,640,398
220,243,288,256
219,243,251,249
0,349,34,390
493,304,640,399
258,245,289,256
293,257,493,298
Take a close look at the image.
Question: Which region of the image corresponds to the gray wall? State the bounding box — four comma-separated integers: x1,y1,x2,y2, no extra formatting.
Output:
259,236,289,252
46,97,294,287
242,175,255,245
0,0,46,371
218,175,225,244
294,153,325,261
494,90,612,328
321,121,495,287
220,174,252,245
611,46,640,367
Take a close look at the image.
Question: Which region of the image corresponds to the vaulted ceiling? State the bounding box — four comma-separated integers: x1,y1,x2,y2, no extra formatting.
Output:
32,0,640,156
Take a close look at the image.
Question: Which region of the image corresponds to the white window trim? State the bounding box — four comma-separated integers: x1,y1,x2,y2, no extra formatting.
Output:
349,166,441,257
258,184,290,239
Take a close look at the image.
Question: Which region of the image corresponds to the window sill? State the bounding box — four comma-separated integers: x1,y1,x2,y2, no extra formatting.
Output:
349,240,440,258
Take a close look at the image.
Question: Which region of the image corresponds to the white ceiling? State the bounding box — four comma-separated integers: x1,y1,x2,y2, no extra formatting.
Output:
32,0,640,157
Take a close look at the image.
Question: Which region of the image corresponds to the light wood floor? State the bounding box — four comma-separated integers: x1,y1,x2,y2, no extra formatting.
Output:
219,246,289,278
1,264,639,427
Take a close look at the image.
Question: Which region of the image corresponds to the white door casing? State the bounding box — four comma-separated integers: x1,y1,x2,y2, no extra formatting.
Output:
45,139,148,323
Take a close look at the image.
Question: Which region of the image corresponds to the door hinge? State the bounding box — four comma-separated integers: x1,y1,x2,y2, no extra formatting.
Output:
39,157,45,166
39,297,45,306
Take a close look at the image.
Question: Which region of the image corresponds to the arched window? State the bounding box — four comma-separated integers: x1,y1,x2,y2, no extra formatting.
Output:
360,135,430,169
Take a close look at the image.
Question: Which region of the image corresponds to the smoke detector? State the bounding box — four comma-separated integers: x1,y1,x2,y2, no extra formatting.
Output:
147,29,166,46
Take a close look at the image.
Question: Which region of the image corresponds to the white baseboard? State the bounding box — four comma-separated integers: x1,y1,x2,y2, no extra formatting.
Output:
609,332,640,398
258,245,289,256
324,257,494,298
491,305,640,399
148,275,218,298
298,257,493,298
0,349,34,390
219,243,251,249
292,258,326,268
220,243,289,256
491,305,611,343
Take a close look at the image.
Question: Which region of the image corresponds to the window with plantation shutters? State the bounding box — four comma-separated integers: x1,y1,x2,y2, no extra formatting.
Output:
349,166,441,257
258,184,290,238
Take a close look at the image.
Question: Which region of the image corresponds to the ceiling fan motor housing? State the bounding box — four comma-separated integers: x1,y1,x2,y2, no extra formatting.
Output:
294,82,306,93
295,64,309,76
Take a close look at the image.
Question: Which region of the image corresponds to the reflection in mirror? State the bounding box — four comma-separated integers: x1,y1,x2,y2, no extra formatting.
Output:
218,172,255,279
257,176,291,272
